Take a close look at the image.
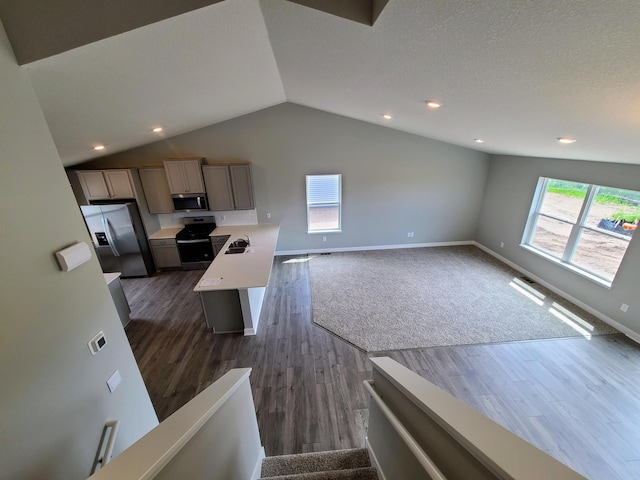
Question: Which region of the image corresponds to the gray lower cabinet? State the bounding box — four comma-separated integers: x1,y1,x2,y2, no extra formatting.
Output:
149,238,181,269
203,164,254,211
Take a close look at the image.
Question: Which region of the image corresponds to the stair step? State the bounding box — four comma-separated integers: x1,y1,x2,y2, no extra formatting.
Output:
260,466,378,480
260,448,371,477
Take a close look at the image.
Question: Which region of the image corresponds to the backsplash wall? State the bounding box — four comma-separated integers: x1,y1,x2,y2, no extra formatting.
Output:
158,209,258,228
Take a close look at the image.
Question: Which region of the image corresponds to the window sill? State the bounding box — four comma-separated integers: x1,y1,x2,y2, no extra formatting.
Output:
307,230,342,235
519,244,612,289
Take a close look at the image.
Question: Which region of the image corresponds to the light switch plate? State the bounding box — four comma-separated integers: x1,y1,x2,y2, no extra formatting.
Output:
107,370,121,393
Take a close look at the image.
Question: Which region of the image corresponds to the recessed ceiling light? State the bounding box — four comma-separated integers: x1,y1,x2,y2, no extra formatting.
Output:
474,138,485,144
382,114,392,120
425,100,442,109
93,145,105,151
152,127,163,133
557,137,576,144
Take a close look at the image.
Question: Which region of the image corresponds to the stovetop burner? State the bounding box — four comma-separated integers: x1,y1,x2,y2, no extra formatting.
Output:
176,216,216,240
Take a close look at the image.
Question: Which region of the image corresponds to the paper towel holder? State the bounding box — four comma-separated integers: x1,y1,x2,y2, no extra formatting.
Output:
55,242,92,271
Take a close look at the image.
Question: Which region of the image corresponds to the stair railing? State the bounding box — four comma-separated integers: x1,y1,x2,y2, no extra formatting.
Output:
366,357,586,480
90,420,120,475
87,368,264,480
364,380,447,480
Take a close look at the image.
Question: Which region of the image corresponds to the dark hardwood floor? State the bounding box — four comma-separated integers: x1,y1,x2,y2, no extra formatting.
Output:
123,255,640,479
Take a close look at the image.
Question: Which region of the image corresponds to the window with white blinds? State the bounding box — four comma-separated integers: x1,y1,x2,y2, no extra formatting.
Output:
306,174,342,233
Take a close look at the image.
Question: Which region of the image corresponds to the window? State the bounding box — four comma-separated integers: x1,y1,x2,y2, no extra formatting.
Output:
306,174,342,233
522,177,639,285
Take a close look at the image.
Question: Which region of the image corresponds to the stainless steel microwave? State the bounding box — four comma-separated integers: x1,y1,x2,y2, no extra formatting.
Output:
171,194,208,212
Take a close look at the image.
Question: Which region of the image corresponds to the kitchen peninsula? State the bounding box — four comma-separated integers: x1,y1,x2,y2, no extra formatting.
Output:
194,224,280,335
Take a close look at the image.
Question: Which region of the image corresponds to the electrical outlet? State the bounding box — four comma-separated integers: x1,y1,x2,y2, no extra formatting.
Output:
322,236,327,242
621,303,629,312
407,232,415,238
267,213,271,219
500,242,504,248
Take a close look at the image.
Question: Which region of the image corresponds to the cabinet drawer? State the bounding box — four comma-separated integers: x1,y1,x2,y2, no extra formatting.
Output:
149,238,177,246
210,235,230,244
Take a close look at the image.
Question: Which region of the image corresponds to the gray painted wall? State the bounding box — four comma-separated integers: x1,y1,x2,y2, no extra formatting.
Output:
75,104,640,337
80,103,490,252
0,22,157,479
476,154,640,336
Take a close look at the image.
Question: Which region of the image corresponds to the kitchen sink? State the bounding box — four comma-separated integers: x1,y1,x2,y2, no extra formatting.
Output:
230,239,249,248
225,237,250,254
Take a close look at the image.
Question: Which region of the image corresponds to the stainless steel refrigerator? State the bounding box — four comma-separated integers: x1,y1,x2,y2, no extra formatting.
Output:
81,202,155,277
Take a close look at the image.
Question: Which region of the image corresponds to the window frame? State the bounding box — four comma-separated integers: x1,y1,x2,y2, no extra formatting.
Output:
521,177,636,287
306,174,342,234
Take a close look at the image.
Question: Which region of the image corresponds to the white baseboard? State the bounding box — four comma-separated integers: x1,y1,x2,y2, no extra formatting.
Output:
365,437,386,480
275,240,474,257
473,242,640,345
251,446,266,480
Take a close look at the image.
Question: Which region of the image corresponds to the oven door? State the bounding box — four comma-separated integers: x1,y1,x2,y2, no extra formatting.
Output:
176,239,214,269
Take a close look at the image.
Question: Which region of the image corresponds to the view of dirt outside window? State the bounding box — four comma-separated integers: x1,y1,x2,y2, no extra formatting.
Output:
525,178,639,282
306,174,342,233
308,206,340,231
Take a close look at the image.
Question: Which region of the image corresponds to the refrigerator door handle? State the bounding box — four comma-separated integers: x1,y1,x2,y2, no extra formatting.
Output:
102,217,121,257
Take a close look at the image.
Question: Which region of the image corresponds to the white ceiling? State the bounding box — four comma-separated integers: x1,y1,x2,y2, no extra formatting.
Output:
20,0,640,166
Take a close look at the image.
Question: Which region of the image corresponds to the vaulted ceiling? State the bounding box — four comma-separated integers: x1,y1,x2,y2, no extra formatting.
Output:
3,0,640,166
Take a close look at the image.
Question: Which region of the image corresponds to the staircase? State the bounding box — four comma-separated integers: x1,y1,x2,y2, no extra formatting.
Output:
259,448,378,480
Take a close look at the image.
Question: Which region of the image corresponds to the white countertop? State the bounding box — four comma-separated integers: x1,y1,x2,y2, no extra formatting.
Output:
194,224,280,292
103,272,121,285
148,227,182,240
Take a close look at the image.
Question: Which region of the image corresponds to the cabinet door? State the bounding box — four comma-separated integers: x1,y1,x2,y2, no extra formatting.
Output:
230,165,254,209
163,161,187,194
139,168,174,214
182,160,205,193
77,171,110,200
163,159,204,194
203,166,234,211
104,170,135,198
151,244,181,269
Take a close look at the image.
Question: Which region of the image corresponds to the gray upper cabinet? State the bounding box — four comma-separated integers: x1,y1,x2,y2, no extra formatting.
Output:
163,159,205,194
203,166,234,211
76,170,135,200
139,168,174,214
203,164,254,211
230,165,254,210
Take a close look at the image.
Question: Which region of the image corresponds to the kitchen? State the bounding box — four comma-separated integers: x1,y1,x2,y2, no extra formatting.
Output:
67,158,279,335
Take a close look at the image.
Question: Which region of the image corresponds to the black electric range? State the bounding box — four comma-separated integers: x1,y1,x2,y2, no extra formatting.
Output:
175,217,216,270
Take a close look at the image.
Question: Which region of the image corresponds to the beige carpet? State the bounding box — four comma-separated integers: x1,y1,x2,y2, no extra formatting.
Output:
308,246,618,352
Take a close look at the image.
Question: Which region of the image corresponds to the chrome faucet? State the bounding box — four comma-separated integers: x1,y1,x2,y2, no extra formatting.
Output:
243,234,251,246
